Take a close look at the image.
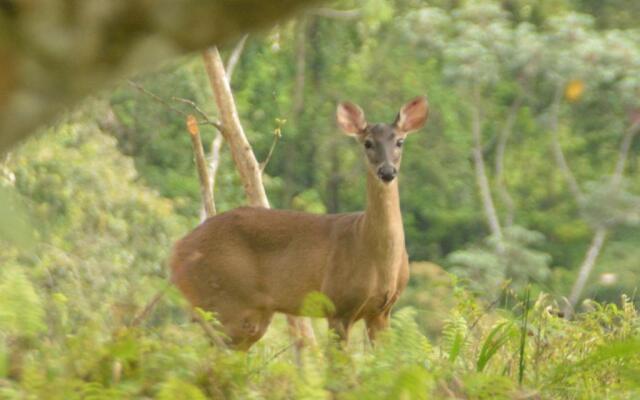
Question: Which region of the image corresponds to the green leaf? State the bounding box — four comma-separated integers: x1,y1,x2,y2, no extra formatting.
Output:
476,321,514,372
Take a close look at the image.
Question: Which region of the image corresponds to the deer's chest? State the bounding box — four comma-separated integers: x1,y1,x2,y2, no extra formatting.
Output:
362,264,402,313
323,243,405,317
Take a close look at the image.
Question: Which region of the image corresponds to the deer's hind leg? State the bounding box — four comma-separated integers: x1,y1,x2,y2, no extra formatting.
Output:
202,297,274,351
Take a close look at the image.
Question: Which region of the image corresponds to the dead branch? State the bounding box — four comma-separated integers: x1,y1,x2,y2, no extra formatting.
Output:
471,87,504,249
611,120,640,186
548,85,584,202
495,95,523,227
130,283,171,327
128,80,190,118
226,35,249,83
127,80,222,131
187,115,216,218
173,97,223,131
260,131,282,172
566,227,608,311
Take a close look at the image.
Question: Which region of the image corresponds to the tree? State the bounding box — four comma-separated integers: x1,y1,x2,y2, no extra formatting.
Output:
201,47,317,348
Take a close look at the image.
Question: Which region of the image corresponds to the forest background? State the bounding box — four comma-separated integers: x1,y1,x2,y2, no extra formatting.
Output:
1,0,640,398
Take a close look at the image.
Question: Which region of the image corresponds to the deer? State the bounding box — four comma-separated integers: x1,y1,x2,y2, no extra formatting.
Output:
170,96,429,350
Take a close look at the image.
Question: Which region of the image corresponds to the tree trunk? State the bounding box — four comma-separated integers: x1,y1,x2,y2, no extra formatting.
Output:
198,36,248,221
470,91,503,250
554,99,640,315
225,35,249,83
201,46,316,347
566,227,608,312
495,96,522,228
548,90,584,202
202,48,270,207
611,121,640,186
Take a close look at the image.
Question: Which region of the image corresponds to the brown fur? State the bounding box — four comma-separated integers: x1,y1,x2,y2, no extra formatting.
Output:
170,97,427,349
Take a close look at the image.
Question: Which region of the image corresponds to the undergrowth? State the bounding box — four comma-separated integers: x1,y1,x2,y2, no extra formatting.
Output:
1,265,638,399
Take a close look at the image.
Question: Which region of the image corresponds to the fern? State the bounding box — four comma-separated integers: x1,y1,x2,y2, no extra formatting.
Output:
441,311,468,364
0,266,45,338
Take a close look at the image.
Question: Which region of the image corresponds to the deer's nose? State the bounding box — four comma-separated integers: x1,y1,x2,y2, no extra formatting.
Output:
377,165,397,182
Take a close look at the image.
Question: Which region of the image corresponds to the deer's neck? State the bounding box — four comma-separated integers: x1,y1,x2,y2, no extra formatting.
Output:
361,169,405,263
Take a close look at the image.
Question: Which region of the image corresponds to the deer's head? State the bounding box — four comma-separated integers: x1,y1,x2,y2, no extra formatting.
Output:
337,96,429,183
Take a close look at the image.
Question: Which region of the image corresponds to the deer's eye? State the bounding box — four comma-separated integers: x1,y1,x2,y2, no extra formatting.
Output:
396,138,405,148
364,140,374,149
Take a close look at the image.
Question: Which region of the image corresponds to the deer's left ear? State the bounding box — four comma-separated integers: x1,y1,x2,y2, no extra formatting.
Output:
394,96,429,134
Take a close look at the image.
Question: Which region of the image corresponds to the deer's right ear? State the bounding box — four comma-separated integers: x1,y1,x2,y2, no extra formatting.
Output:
337,102,367,136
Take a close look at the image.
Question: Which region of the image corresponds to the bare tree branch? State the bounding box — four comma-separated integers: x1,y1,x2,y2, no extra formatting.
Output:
128,80,190,118
495,95,523,227
611,120,640,187
548,85,584,202
471,87,503,249
127,80,223,131
173,97,223,131
567,227,608,311
225,35,249,83
200,133,224,222
260,132,282,172
187,115,216,218
130,282,172,327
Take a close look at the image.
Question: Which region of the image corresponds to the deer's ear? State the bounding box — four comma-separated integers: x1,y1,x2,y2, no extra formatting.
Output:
394,96,429,134
337,102,367,136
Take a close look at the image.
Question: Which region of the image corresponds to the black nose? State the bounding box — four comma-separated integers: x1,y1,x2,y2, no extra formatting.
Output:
377,165,397,182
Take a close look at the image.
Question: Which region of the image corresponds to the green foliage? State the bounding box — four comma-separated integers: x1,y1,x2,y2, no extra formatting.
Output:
448,226,552,295
0,266,45,338
476,321,515,372
4,116,636,398
300,291,336,317
1,0,639,398
441,309,470,365
0,186,33,248
100,0,640,307
157,378,207,400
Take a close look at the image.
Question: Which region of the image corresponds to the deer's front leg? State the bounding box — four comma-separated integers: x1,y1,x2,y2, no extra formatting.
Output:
328,317,352,344
365,313,390,343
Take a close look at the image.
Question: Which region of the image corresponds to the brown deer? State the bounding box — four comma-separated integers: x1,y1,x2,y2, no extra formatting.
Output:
170,96,429,349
